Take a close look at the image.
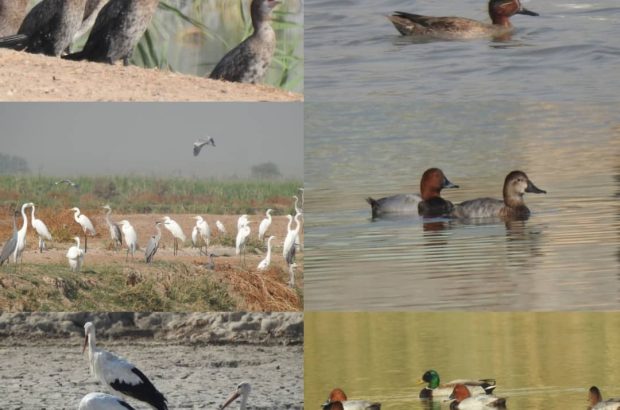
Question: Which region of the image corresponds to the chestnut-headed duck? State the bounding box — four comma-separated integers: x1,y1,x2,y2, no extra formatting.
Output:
449,384,507,409
452,170,546,220
322,388,381,410
589,386,620,410
366,168,458,218
419,370,496,400
388,0,538,40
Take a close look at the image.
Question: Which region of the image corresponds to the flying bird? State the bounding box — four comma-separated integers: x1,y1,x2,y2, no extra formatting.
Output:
193,137,216,156
55,179,79,188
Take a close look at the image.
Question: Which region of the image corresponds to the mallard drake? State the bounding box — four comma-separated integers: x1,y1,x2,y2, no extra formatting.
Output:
418,370,496,400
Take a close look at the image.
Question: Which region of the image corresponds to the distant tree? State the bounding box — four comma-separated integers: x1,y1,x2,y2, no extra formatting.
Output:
0,153,30,174
251,162,282,179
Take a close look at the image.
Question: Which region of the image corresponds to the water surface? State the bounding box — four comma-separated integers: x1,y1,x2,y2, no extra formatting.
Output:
305,312,620,410
304,101,619,310
306,0,620,101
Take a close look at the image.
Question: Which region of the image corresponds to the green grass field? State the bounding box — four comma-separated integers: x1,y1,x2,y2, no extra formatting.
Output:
0,175,302,215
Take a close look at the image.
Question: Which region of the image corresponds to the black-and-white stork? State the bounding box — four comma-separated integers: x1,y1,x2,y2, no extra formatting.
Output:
220,382,252,410
82,322,169,410
78,392,136,410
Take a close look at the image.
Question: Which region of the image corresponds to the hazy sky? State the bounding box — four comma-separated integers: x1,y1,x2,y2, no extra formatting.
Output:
0,103,302,179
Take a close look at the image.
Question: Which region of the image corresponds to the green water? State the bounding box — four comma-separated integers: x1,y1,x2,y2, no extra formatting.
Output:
305,312,620,409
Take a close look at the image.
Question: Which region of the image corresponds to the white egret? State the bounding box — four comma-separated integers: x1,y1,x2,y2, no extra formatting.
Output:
257,235,275,271
288,262,297,288
237,214,249,230
235,224,251,266
13,202,31,264
194,215,210,254
293,195,302,215
282,213,301,264
216,220,226,234
30,203,52,253
220,382,252,410
258,209,272,241
193,137,216,156
191,226,200,249
70,207,96,253
0,210,20,266
162,216,186,256
102,205,122,249
145,221,162,264
82,322,168,410
118,220,138,261
66,236,85,272
78,392,136,410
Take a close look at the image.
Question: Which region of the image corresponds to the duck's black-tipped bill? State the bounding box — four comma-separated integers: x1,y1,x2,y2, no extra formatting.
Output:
517,7,539,16
443,178,459,189
525,180,546,194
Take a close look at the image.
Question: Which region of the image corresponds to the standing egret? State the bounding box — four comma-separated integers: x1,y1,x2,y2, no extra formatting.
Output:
194,215,210,254
216,220,226,234
191,225,200,249
288,262,297,288
30,203,52,253
235,224,251,266
82,322,168,410
118,220,138,262
258,209,272,241
78,392,136,410
13,202,32,264
282,213,301,264
293,195,302,215
163,216,185,256
70,207,96,253
66,236,85,272
220,382,252,410
0,210,19,266
257,235,275,271
237,214,249,230
102,205,122,249
193,137,215,156
145,221,162,264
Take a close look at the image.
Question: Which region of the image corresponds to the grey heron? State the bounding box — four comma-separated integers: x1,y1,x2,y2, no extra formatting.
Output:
193,137,215,156
0,210,19,266
102,205,122,249
145,221,162,264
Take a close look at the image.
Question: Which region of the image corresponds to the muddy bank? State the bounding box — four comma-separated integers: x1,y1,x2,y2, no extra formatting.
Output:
0,49,302,102
0,312,303,345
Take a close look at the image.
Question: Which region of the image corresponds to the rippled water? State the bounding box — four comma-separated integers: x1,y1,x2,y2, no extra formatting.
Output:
305,312,620,410
306,0,620,101
304,101,619,310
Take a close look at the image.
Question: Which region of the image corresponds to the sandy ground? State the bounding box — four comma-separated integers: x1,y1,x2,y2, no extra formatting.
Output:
0,313,303,409
0,49,302,102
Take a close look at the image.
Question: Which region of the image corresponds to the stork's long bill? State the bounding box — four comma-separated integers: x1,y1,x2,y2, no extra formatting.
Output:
220,391,241,409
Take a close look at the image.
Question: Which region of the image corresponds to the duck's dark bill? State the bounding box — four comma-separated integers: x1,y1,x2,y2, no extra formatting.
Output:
525,180,546,194
517,8,539,16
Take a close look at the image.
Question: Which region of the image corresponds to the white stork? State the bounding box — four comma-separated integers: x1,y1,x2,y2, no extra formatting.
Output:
78,392,136,410
82,322,168,410
220,382,252,410
70,207,96,253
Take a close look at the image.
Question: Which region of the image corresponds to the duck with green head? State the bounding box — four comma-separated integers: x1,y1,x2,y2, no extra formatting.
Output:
418,370,496,400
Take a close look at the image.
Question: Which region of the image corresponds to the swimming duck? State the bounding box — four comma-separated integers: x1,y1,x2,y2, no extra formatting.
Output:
589,386,620,410
419,370,496,400
322,388,381,410
388,0,538,40
366,168,458,218
451,170,546,220
449,384,507,409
